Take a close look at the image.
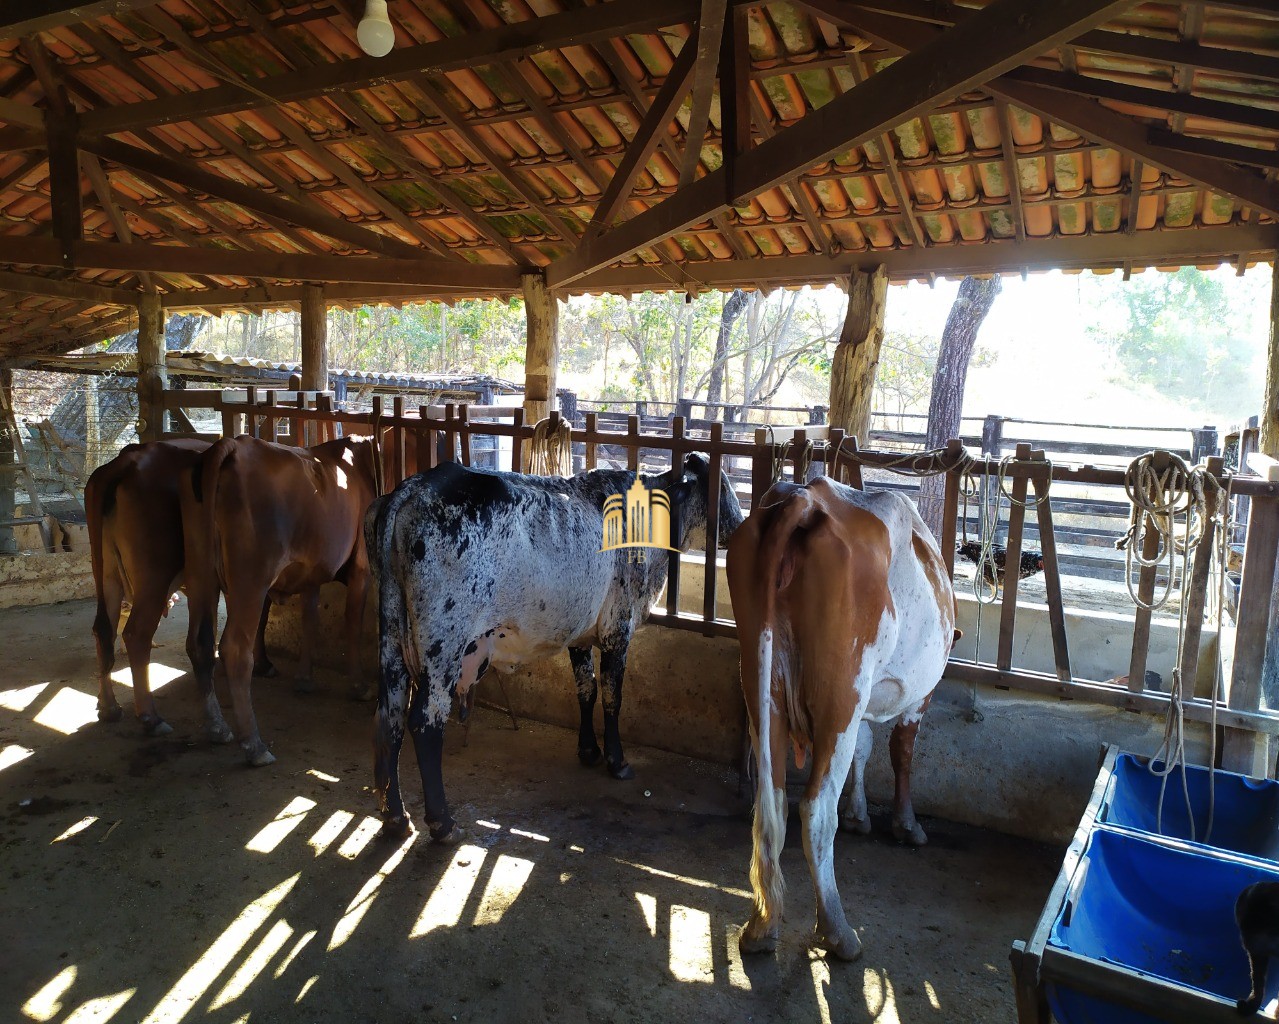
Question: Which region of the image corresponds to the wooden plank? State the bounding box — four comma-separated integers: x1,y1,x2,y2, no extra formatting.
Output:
666,416,686,620
0,1,161,39
679,0,730,189
584,411,598,470
1178,459,1222,702
0,237,522,290
0,269,135,305
940,440,961,579
46,109,81,263
1032,458,1072,683
82,0,706,134
549,0,1135,286
717,5,752,200
996,444,1031,671
1223,495,1279,774
703,422,724,635
0,96,44,130
585,39,699,238
1127,453,1171,694
626,415,640,472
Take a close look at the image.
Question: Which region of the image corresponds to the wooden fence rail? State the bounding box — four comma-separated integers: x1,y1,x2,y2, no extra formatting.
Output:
161,389,1279,770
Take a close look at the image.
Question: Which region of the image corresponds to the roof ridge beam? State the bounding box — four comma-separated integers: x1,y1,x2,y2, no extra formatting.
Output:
549,0,1135,287
79,0,708,136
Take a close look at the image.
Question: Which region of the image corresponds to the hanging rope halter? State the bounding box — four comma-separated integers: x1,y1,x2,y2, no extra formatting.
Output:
528,416,573,477
1117,449,1229,843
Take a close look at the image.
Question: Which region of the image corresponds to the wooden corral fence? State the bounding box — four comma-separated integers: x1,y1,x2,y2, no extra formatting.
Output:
161,388,1279,776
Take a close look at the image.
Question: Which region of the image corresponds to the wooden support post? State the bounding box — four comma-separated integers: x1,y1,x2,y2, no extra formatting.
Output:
301,283,329,392
0,369,16,555
521,271,559,424
996,443,1032,672
1261,259,1279,458
136,292,166,442
828,266,888,444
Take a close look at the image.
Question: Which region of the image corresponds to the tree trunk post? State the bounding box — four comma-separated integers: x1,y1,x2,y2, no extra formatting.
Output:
136,292,166,443
300,283,329,392
521,272,559,424
828,266,889,443
1257,259,1279,765
0,369,15,555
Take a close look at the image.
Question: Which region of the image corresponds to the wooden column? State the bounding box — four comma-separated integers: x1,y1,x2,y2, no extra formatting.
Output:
1262,259,1279,458
828,266,888,443
1259,258,1279,759
522,272,559,423
300,283,329,392
0,369,16,555
136,293,166,443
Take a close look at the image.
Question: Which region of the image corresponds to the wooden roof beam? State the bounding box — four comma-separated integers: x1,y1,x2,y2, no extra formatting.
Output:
0,1,161,41
0,237,524,290
994,100,1027,244
82,152,151,290
845,10,1279,223
680,0,730,189
550,0,1134,287
80,0,710,135
1148,130,1279,173
747,92,834,257
0,269,136,304
585,39,699,240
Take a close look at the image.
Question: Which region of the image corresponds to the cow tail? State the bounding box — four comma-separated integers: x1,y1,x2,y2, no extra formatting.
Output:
196,438,237,583
85,460,124,639
749,488,817,924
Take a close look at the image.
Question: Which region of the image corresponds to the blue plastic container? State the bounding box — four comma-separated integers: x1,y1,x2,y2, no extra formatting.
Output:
1098,753,1279,861
1046,828,1279,1024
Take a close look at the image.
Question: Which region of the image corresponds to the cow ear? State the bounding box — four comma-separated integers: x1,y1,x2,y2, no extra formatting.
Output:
683,453,709,477
666,474,698,506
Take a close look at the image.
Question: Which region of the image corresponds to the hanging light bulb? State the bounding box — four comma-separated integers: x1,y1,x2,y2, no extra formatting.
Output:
357,0,395,57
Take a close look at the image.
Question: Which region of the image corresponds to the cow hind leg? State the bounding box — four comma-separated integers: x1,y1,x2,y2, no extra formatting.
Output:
374,645,412,839
803,724,863,962
599,641,634,780
890,701,929,846
568,646,601,767
294,590,320,694
407,664,462,844
741,701,789,956
253,598,277,678
838,720,874,835
93,574,125,723
121,592,173,736
221,596,273,766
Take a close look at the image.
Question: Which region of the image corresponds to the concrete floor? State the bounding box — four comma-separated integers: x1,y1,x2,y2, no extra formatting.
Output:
1,599,1062,1024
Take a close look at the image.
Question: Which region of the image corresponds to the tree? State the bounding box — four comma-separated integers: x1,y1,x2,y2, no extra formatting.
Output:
705,289,749,408
918,276,1003,538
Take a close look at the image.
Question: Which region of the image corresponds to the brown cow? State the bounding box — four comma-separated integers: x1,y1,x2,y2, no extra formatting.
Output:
86,439,277,738
726,478,956,961
182,434,381,766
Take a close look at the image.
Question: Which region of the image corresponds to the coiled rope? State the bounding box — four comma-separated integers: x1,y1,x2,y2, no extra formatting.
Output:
528,416,573,477
1117,450,1229,843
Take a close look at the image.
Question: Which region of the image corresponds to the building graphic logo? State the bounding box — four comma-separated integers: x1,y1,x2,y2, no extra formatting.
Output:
601,479,680,561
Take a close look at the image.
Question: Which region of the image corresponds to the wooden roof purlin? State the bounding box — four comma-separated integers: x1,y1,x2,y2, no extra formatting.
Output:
1,0,1279,356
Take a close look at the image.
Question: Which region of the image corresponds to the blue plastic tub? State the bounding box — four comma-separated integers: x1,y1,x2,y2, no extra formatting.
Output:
1046,828,1279,1024
1098,753,1279,862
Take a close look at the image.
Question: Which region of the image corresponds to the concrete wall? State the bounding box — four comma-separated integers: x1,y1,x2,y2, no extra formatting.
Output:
265,558,1218,845
0,551,94,609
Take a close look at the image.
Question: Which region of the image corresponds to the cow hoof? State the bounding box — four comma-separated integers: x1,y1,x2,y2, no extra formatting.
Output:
607,760,635,781
815,925,863,963
142,717,173,737
293,676,316,695
97,704,123,724
378,815,412,841
578,747,602,767
207,722,235,745
428,823,463,846
243,743,276,767
893,821,928,846
254,660,279,679
841,815,873,836
738,922,779,956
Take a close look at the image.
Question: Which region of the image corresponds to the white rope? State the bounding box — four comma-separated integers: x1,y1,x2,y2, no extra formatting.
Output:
1120,450,1228,843
528,417,573,477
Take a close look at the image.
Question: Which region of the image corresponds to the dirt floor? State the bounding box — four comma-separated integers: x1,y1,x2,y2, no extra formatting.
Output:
2,599,1062,1024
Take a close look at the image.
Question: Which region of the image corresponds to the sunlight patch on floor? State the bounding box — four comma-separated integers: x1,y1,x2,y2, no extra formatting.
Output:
329,831,417,951
110,662,184,691
863,966,900,1023
244,797,317,854
409,844,487,939
32,687,98,735
305,769,340,783
335,816,381,860
724,923,751,991
472,854,534,926
307,810,354,857
0,682,48,712
0,744,34,773
62,988,136,1024
810,957,832,1024
925,979,941,1010
140,873,300,1024
208,919,294,1010
274,931,315,980
295,977,318,1003
635,892,657,937
668,905,713,984
613,857,751,899
22,964,76,1021
52,816,99,844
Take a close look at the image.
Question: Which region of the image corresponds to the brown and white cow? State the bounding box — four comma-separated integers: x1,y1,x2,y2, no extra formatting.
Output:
182,434,381,766
86,439,277,737
726,477,956,961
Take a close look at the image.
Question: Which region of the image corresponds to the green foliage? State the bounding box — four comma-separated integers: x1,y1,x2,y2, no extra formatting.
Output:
873,329,996,421
1084,267,1267,413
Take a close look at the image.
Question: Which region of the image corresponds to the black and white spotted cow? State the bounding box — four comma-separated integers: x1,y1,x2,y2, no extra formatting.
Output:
366,454,744,843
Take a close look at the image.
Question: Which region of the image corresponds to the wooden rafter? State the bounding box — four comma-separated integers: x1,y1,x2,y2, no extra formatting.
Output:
0,270,135,305
82,152,153,290
994,100,1027,244
0,237,524,290
844,10,1279,223
585,39,700,240
1124,159,1145,236
680,0,730,189
718,5,752,200
747,93,834,258
550,0,1135,287
1148,130,1279,173
0,1,162,40
850,53,924,250
79,0,713,135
